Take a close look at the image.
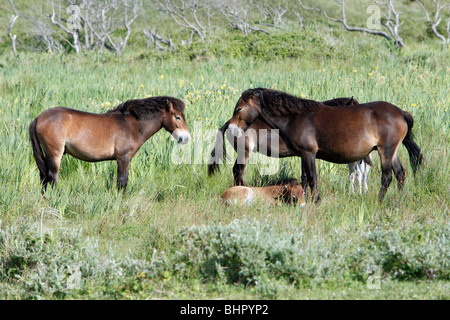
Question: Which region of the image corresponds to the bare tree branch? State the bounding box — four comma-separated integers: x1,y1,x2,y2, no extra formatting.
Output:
8,15,19,56
375,0,405,47
152,0,214,43
252,0,289,28
26,12,63,55
218,0,269,35
414,0,449,47
48,0,82,53
8,0,19,56
292,10,304,28
105,0,140,54
143,28,175,50
298,0,405,47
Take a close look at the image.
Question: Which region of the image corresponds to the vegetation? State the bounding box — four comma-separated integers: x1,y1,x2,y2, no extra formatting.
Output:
0,0,448,300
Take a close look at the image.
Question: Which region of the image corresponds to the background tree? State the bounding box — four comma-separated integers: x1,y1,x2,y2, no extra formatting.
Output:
7,0,19,56
414,0,449,47
298,0,406,47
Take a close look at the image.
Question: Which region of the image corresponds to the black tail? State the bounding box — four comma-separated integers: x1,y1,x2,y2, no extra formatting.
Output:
207,120,230,176
29,118,47,183
402,111,423,174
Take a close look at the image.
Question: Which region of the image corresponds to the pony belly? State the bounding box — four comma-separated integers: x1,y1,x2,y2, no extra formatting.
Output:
316,151,374,164
316,139,376,164
65,140,116,162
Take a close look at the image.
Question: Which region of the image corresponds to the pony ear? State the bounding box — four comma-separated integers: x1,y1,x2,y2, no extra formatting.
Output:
346,96,354,106
251,90,262,107
167,100,175,112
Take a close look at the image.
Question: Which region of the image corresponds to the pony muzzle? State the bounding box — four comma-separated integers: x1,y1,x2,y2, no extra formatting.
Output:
228,124,244,138
172,129,190,144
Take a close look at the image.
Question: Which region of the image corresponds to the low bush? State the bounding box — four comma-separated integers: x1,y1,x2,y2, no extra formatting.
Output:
0,223,167,299
172,219,450,290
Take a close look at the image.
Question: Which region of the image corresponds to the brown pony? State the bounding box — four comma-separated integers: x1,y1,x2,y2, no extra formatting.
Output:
29,96,190,192
222,178,305,206
208,96,372,188
227,88,423,202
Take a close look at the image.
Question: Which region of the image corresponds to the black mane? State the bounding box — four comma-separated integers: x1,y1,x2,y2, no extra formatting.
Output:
322,96,359,106
107,96,185,119
241,88,322,117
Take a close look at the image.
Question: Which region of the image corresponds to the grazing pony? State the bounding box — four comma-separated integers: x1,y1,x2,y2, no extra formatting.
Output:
29,96,190,192
208,96,373,193
227,88,423,202
222,178,305,206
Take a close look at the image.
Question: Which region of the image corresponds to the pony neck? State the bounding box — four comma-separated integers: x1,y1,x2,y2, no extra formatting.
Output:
137,113,164,142
259,110,289,137
258,111,299,153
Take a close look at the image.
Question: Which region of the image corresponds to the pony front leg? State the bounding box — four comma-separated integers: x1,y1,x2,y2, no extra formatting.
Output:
233,146,251,186
233,161,246,186
232,133,252,186
301,152,320,203
116,156,131,191
301,160,308,198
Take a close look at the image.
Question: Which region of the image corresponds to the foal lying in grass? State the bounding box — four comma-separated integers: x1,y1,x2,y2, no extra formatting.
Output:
222,179,305,207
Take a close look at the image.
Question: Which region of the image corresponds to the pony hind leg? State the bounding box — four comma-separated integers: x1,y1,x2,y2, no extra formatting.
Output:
378,161,393,201
38,138,65,192
378,144,404,201
42,153,63,192
392,156,405,191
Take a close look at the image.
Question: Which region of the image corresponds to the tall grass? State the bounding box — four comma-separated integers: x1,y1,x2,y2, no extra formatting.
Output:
0,33,448,298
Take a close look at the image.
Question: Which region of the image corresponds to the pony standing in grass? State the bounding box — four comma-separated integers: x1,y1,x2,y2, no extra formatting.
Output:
29,96,190,192
208,96,373,194
227,88,423,202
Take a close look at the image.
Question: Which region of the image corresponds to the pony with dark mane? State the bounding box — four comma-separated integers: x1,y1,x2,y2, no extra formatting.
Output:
227,88,423,202
208,96,373,193
29,96,190,192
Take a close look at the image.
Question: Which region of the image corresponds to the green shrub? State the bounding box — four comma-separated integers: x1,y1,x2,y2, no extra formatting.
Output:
359,225,450,281
0,223,168,299
171,219,450,289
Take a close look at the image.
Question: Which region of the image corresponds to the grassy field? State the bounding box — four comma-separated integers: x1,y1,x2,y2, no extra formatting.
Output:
0,5,449,299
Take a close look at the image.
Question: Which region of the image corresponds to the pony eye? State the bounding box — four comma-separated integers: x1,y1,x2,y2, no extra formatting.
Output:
175,115,181,120
236,107,243,112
